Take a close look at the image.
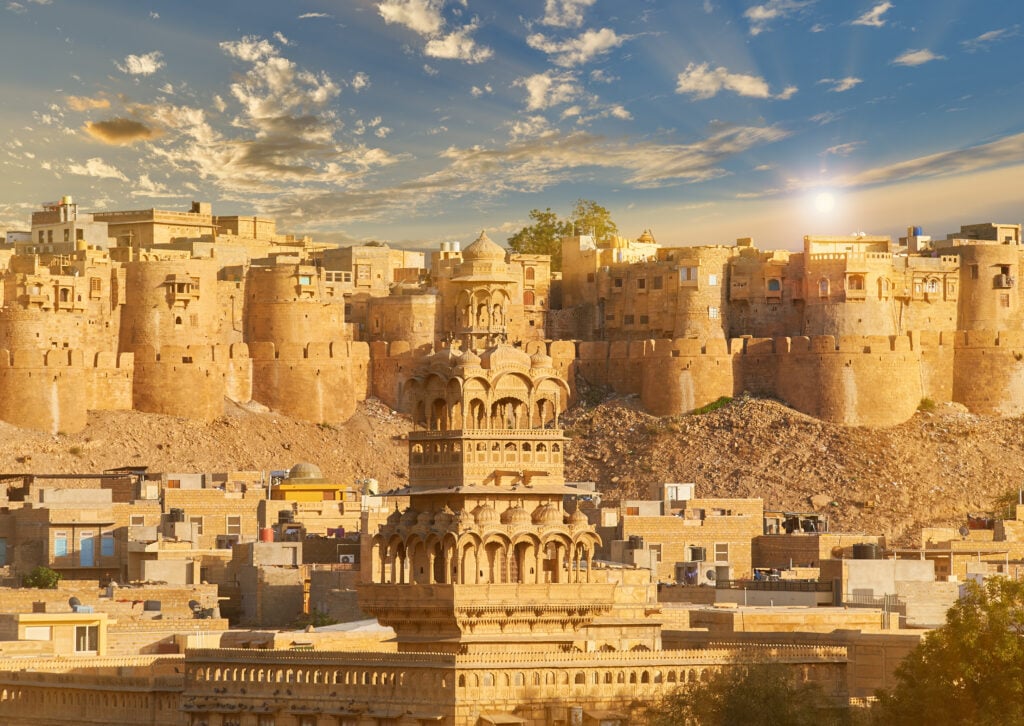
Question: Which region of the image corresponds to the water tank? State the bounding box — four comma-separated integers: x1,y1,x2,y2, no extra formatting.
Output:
852,543,882,560
452,241,460,252
441,241,450,252
259,527,275,542
913,225,923,236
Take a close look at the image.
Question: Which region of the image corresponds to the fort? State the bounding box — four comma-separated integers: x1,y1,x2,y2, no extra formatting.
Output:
0,197,1020,433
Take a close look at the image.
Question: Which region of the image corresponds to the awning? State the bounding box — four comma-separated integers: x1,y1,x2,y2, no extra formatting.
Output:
584,710,628,721
479,714,528,725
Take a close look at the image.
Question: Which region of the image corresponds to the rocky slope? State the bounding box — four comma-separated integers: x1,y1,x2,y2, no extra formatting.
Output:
0,396,1020,545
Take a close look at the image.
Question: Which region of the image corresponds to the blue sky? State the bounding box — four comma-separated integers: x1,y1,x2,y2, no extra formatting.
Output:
1,0,1022,250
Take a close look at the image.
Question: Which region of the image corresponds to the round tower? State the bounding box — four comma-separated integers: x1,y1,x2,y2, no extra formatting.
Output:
955,245,1024,331
120,258,221,352
244,263,346,346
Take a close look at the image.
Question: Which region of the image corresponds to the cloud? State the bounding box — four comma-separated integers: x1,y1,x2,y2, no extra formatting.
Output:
6,0,49,12
516,71,581,111
115,51,165,76
66,157,128,181
541,0,596,28
818,76,861,93
891,48,944,66
66,96,111,112
810,110,842,125
132,174,180,198
273,31,290,46
84,118,160,145
425,22,493,63
851,2,892,28
351,72,370,91
676,63,796,100
821,141,863,157
961,26,1020,53
377,0,444,36
377,0,492,64
470,83,493,97
744,0,815,36
298,12,331,19
526,28,626,67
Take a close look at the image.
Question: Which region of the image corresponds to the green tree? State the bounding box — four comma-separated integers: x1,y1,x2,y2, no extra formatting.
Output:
22,566,62,589
647,660,851,726
568,198,617,241
873,577,1024,726
506,207,571,270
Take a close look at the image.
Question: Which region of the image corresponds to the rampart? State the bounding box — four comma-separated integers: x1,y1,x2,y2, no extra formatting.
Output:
370,330,1024,427
132,344,252,421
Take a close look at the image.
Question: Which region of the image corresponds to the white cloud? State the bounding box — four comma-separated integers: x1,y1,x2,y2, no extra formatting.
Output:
508,116,551,140
423,64,439,76
132,174,180,198
377,0,444,36
961,26,1020,53
115,51,165,76
470,83,493,97
891,48,944,67
821,141,863,157
425,22,493,63
212,95,227,113
378,0,492,64
66,157,128,181
608,105,631,120
6,0,49,12
351,72,370,91
676,63,796,100
516,71,581,111
298,12,331,19
851,2,892,28
375,127,392,138
273,31,291,46
810,22,826,32
818,76,861,92
744,0,815,36
149,11,159,19
541,0,596,28
159,83,174,94
589,68,616,83
526,28,626,67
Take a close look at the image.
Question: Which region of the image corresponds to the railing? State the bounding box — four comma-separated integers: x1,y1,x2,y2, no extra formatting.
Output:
409,428,565,439
716,579,833,592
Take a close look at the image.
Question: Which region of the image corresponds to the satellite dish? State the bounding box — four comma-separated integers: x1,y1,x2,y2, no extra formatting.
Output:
958,526,970,538
705,570,716,581
68,596,81,609
188,600,201,613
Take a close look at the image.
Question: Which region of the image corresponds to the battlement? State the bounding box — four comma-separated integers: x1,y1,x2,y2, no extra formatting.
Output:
248,340,369,362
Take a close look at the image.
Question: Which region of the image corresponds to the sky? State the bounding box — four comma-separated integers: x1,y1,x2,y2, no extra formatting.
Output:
0,0,1022,251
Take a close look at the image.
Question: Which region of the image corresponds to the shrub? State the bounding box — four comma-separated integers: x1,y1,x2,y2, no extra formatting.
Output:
918,398,936,412
23,566,62,589
691,396,733,415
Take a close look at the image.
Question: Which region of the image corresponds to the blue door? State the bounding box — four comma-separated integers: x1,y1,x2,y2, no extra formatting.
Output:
79,532,95,567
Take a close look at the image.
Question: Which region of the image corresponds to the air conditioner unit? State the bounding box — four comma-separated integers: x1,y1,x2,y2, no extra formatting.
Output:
339,554,355,564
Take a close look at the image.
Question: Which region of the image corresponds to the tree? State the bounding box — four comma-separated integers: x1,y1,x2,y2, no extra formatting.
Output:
568,198,617,241
506,207,571,270
647,660,851,726
873,577,1024,726
506,199,617,272
22,566,62,589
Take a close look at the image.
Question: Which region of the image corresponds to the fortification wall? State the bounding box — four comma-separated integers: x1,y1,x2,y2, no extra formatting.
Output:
951,330,1024,416
132,344,252,421
250,341,369,423
0,349,87,433
82,350,134,411
640,338,734,416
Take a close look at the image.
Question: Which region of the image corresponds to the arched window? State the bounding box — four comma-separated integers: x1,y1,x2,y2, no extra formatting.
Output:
848,274,865,290
525,267,535,281
524,290,536,306
818,279,830,297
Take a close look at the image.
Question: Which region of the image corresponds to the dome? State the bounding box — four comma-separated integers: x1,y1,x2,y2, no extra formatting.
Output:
480,343,532,370
502,505,532,527
530,350,553,369
386,507,403,527
287,462,323,480
457,349,482,368
416,511,433,528
400,507,419,527
433,506,455,529
532,503,564,526
569,508,589,526
473,503,500,526
462,231,507,261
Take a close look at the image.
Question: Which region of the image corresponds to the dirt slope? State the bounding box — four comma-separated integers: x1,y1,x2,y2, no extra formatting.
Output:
0,396,1019,545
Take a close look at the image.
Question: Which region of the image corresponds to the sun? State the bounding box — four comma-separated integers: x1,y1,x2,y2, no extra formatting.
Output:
814,191,836,214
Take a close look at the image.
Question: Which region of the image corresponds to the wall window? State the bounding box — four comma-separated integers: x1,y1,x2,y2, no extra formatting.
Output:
130,515,146,526
586,272,595,283
714,543,729,562
818,279,830,297
0,537,6,566
54,531,68,558
707,273,718,286
190,516,204,535
100,533,114,558
1001,294,1011,308
767,279,781,292
75,625,98,653
80,532,95,566
257,716,276,726
637,278,646,289
525,267,535,281
680,266,698,283
613,278,623,288
227,515,242,536
925,279,939,293
848,275,865,291
653,276,663,290
639,315,649,324
298,275,312,286
523,290,536,306
707,306,719,319
623,314,635,325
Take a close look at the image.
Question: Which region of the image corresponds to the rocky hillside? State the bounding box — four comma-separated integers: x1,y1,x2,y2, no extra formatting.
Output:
0,396,1020,545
